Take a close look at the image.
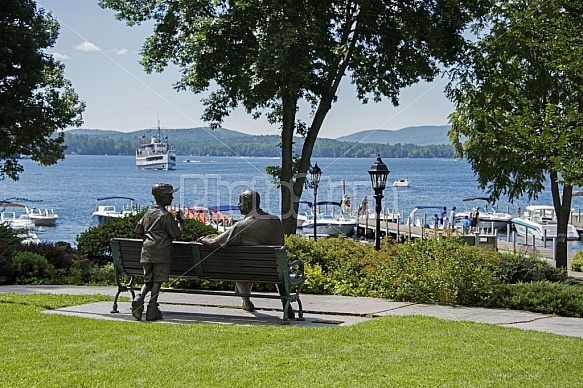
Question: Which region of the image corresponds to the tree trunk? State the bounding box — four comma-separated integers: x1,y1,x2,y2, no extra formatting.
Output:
280,92,299,235
551,173,571,269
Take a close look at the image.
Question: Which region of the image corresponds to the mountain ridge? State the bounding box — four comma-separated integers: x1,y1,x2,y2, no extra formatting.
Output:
66,124,451,146
335,125,450,145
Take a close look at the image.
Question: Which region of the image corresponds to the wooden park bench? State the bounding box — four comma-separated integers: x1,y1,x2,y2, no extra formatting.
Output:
110,238,305,322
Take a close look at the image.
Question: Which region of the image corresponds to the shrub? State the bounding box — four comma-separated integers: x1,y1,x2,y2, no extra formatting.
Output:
11,251,54,284
15,241,77,269
571,251,583,272
76,212,145,265
0,223,22,245
76,210,217,265
485,281,583,317
495,252,567,284
0,241,17,284
302,263,334,294
373,237,501,305
87,262,115,285
285,235,502,305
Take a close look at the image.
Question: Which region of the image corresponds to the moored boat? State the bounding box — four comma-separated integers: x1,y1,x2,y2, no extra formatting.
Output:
512,205,579,241
392,178,411,187
0,202,34,229
26,207,59,227
301,201,358,237
455,197,513,232
91,196,139,225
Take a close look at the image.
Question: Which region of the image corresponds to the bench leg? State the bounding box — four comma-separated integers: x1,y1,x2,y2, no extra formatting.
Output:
111,289,122,313
282,300,291,323
296,299,304,321
110,285,136,314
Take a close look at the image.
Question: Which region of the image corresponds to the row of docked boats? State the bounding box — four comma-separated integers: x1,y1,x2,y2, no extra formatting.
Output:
0,202,58,244
407,198,580,241
87,195,582,242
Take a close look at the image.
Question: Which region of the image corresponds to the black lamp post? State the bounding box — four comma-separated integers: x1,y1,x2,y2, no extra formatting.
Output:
368,154,390,250
311,163,322,241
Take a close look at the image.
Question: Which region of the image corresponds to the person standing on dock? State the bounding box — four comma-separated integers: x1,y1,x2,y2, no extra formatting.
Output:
359,195,368,217
462,216,470,234
442,213,449,236
450,206,457,231
439,206,447,225
470,207,479,233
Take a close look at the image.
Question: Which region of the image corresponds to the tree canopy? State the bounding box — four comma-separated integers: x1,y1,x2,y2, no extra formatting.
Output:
0,0,85,181
101,0,491,233
447,0,583,268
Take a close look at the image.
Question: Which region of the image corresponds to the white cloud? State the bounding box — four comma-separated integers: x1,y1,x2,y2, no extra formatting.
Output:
51,52,70,60
74,41,100,52
113,48,129,55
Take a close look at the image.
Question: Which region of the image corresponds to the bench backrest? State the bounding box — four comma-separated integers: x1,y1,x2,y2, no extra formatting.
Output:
110,238,288,284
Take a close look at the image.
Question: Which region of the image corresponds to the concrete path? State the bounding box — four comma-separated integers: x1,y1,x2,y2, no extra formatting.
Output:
1,285,582,337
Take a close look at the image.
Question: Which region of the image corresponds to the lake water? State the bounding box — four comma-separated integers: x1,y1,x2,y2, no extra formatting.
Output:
1,155,581,251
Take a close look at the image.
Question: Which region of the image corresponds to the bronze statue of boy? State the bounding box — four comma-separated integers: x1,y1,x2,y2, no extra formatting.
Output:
132,183,182,321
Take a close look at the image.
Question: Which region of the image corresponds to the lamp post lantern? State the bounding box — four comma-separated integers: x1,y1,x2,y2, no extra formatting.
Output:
368,154,390,250
311,163,322,241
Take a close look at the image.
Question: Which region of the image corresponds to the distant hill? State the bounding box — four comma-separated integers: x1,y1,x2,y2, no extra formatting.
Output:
66,127,267,145
63,125,454,158
335,125,451,145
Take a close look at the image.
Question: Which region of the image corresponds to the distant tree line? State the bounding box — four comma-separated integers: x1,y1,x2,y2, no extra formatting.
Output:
63,132,454,158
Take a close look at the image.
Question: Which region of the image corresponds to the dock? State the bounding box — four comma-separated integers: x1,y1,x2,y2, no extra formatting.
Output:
356,215,576,265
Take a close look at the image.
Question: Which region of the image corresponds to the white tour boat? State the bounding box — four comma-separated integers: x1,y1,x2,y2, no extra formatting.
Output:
136,122,176,170
512,205,579,241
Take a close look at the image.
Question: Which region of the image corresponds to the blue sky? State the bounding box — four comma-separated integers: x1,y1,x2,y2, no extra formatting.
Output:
36,0,454,139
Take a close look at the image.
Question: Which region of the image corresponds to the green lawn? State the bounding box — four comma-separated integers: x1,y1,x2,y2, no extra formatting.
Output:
1,293,582,387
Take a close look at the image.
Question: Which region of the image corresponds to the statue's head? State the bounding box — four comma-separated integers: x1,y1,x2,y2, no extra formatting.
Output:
238,189,260,215
151,183,179,205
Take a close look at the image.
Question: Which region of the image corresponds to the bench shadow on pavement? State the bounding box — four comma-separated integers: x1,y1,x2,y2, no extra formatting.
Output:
43,301,368,327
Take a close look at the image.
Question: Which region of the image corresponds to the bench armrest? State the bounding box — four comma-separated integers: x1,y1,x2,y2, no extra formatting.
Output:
287,259,305,286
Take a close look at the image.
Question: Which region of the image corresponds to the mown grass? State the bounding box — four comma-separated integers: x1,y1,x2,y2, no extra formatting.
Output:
1,293,583,387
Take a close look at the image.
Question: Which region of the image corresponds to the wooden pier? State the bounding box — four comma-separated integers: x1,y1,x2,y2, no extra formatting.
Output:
356,215,575,265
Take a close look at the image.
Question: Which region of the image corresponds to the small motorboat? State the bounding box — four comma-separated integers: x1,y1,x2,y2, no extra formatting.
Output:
26,207,59,227
393,178,411,187
455,197,513,232
91,196,139,225
512,205,579,241
301,201,358,237
0,202,34,229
